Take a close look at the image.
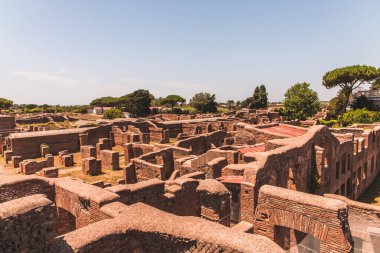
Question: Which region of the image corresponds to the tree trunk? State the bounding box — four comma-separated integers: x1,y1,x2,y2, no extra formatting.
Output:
342,91,351,115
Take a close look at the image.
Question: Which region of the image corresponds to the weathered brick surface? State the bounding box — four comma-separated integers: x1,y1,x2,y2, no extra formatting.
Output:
80,145,96,159
254,185,353,253
0,194,55,253
100,150,119,170
82,157,101,175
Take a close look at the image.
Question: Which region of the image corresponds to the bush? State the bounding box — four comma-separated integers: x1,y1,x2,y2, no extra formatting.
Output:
103,108,125,119
172,107,183,114
161,108,171,114
319,119,338,127
151,108,160,114
217,107,229,114
180,106,196,115
342,109,380,126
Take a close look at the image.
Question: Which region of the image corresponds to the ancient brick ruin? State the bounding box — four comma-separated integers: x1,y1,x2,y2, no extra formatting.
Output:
0,113,379,252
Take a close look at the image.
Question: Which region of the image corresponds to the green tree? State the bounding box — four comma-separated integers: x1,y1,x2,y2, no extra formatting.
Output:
90,96,123,109
241,85,268,109
322,65,379,115
283,82,320,120
160,95,186,111
0,98,13,113
258,84,268,108
122,89,152,116
352,95,376,111
226,100,235,110
103,108,125,119
189,92,217,113
327,91,346,117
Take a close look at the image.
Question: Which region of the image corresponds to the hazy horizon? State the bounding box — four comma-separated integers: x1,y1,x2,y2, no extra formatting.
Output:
1,1,380,105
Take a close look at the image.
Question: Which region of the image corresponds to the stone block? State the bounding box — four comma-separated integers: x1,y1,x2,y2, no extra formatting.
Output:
11,156,22,168
100,150,119,170
62,154,74,167
41,167,59,178
46,154,54,167
82,157,101,176
81,145,97,159
20,160,37,175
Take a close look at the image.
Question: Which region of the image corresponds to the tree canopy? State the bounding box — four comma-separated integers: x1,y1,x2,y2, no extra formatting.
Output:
160,95,186,111
241,85,268,109
322,65,379,114
90,96,124,108
0,98,13,113
189,92,217,113
122,89,152,116
103,108,125,119
283,82,320,120
327,91,346,117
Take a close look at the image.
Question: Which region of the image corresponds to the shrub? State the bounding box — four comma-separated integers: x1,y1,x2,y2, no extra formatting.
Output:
161,108,171,114
217,107,229,114
180,106,196,115
103,108,125,119
151,108,160,114
342,109,380,126
319,119,338,127
172,107,183,114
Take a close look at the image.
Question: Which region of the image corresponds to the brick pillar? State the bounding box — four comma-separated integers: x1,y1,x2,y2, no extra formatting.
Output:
315,145,325,194
79,133,88,146
4,150,13,164
240,182,255,224
124,143,134,164
124,163,137,184
0,134,3,154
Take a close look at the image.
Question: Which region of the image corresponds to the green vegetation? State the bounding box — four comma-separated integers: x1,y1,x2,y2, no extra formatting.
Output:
122,89,152,116
327,91,346,117
283,82,320,120
351,95,376,111
341,109,380,126
103,108,125,119
241,85,268,109
189,92,217,113
13,104,91,114
0,98,13,113
160,95,186,111
90,96,124,109
319,119,339,127
217,107,230,114
322,65,379,115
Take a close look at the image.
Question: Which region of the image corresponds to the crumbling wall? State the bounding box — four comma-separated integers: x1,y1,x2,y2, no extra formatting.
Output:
8,129,84,159
54,178,119,235
0,194,55,253
0,175,54,203
51,203,284,253
254,185,353,252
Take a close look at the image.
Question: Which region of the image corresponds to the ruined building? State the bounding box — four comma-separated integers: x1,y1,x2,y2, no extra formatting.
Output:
0,114,379,252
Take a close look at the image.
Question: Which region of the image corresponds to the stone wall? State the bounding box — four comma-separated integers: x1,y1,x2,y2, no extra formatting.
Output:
54,178,119,235
8,129,85,159
0,194,55,253
325,194,380,253
254,185,353,253
0,115,15,130
0,175,54,203
51,203,284,253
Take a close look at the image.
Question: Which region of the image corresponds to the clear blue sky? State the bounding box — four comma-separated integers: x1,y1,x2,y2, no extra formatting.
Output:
1,0,379,105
